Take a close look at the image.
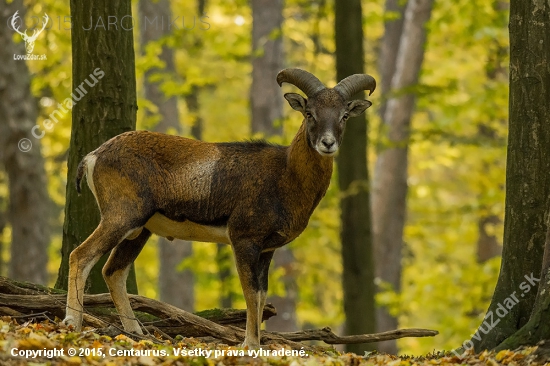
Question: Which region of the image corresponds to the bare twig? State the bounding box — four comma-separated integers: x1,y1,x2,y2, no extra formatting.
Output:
145,325,175,343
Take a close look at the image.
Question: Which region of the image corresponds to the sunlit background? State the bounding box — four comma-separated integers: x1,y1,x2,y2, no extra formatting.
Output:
0,0,508,354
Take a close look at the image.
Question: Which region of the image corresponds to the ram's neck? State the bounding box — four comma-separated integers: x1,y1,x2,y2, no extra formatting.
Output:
286,122,333,198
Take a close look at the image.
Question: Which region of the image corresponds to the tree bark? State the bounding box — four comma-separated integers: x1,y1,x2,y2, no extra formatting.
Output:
377,0,406,123
266,245,298,332
470,0,550,352
494,220,550,351
374,0,406,354
55,0,138,294
476,215,502,263
250,0,297,333
139,0,195,312
250,0,284,137
0,189,6,277
372,0,433,354
0,0,50,285
216,243,235,308
335,0,376,354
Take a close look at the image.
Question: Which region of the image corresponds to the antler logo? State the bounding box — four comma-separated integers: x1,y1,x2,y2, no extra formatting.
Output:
11,11,49,54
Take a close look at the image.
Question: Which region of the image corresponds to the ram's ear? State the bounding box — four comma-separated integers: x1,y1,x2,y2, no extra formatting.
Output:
347,100,372,117
284,93,307,113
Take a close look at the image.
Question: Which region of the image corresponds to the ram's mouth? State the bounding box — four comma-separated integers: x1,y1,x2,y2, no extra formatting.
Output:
317,147,338,156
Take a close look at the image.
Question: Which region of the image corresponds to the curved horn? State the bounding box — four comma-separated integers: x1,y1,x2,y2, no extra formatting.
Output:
276,68,326,97
334,74,377,100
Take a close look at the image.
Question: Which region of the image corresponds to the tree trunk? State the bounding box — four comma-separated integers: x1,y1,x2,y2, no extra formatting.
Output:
267,245,298,332
373,0,406,354
249,0,296,333
372,0,433,354
470,0,550,352
476,215,502,263
334,0,376,354
377,0,406,123
216,243,234,308
250,0,284,137
0,0,50,285
139,0,195,312
0,190,6,277
494,220,550,351
55,0,138,294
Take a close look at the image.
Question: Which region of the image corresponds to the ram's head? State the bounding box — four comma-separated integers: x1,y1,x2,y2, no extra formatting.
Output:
277,68,376,156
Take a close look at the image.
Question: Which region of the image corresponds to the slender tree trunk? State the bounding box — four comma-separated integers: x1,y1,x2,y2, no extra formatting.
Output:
250,0,296,332
0,185,6,276
250,0,284,137
55,0,138,294
470,0,550,352
139,0,195,312
377,0,406,123
0,0,50,285
374,0,406,354
0,220,4,277
476,215,502,263
216,243,234,308
372,0,433,354
335,0,376,354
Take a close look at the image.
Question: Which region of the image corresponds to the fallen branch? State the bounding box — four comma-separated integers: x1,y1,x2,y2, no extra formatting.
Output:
0,276,439,348
0,281,277,330
271,327,439,344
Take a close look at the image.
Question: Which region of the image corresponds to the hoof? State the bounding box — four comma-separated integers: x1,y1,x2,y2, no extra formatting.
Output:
240,341,260,350
61,315,75,328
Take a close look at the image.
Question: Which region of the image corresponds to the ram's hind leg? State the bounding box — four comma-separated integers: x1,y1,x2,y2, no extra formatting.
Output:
64,222,129,331
102,228,151,334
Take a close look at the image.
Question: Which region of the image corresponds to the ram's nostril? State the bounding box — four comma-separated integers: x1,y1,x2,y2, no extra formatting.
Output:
321,139,335,149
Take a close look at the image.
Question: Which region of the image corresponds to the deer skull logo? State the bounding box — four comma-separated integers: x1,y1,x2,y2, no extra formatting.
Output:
11,11,49,54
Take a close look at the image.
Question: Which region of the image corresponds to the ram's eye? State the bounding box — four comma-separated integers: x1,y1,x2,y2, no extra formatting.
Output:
342,113,349,121
305,112,313,119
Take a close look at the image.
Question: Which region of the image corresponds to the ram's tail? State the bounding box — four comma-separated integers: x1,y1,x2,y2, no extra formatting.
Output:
75,157,87,194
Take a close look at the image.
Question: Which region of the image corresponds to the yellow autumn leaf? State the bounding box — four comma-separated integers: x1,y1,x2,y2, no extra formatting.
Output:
495,350,513,362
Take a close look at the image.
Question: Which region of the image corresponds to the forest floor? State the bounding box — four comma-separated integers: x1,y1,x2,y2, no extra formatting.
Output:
0,317,547,365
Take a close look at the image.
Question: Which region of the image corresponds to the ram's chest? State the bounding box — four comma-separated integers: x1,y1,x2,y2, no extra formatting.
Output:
261,205,315,249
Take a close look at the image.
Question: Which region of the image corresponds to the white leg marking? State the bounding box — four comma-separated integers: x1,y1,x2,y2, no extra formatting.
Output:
242,291,262,349
64,253,102,331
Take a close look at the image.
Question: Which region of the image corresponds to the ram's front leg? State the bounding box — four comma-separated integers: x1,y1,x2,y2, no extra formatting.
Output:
232,242,262,349
258,250,275,327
